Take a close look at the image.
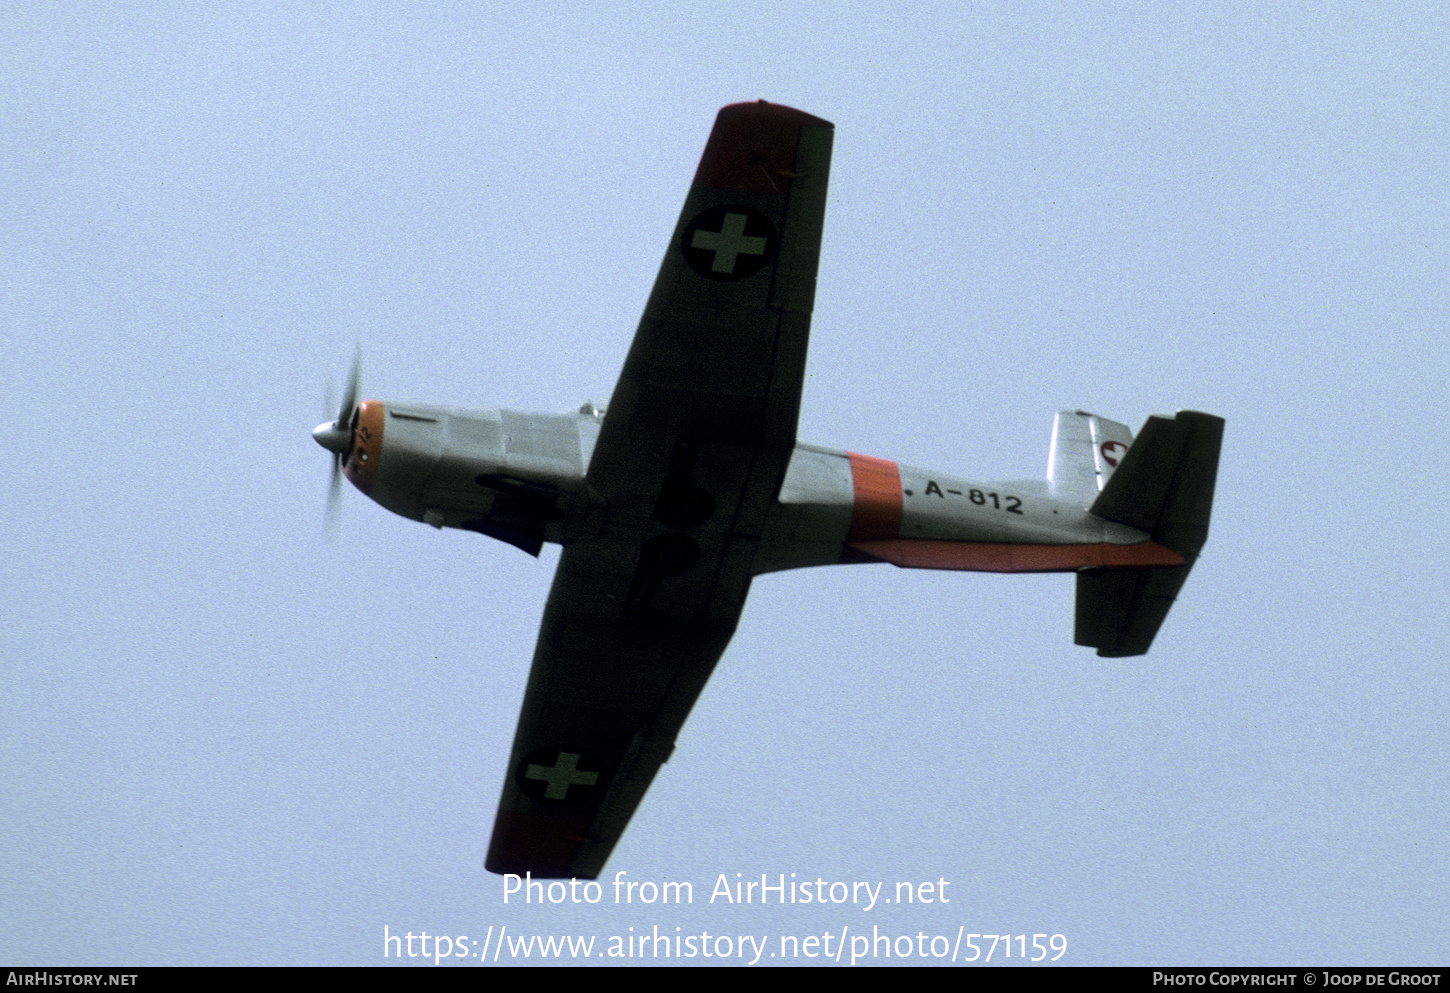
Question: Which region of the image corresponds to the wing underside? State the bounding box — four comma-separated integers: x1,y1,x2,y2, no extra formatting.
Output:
486,103,834,878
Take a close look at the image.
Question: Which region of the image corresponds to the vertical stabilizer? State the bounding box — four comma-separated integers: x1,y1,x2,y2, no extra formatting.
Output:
1047,410,1134,504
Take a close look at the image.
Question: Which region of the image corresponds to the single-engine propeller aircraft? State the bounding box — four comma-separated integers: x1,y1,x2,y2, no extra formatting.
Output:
313,102,1223,879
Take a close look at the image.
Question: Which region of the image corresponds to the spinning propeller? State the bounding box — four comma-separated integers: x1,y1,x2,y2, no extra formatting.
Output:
312,349,361,524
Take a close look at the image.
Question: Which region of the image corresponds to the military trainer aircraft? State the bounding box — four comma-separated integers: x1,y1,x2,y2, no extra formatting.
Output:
312,101,1223,879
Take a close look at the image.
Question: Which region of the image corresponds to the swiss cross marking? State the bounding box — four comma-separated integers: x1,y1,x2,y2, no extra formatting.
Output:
524,751,598,800
692,213,767,273
681,205,777,281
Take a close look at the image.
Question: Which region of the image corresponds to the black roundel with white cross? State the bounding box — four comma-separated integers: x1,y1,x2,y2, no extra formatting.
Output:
517,747,607,803
681,205,778,281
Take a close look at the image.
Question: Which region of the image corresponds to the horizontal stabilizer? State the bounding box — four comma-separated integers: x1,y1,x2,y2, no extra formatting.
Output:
1076,410,1224,657
1076,565,1192,657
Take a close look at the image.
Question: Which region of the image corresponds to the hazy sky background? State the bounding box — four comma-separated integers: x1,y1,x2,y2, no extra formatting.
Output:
4,2,1446,966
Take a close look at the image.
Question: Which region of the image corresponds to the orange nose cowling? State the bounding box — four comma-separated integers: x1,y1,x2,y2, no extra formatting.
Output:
342,400,386,494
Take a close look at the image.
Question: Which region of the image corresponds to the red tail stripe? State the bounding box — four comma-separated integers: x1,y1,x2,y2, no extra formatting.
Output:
846,452,903,540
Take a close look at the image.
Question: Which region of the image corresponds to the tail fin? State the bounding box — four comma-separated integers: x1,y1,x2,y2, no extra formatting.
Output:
1075,410,1224,657
1047,410,1134,504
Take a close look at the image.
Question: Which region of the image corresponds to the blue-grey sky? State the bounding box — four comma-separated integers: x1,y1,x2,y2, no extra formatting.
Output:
4,2,1446,966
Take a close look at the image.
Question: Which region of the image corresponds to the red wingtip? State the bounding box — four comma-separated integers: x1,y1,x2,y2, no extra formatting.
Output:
693,102,833,195
485,810,589,878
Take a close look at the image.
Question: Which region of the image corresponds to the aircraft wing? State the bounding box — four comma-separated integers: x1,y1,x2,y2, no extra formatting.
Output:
485,102,834,878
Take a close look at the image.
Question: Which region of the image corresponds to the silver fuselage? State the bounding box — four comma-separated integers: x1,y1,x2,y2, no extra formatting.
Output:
344,401,1153,574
